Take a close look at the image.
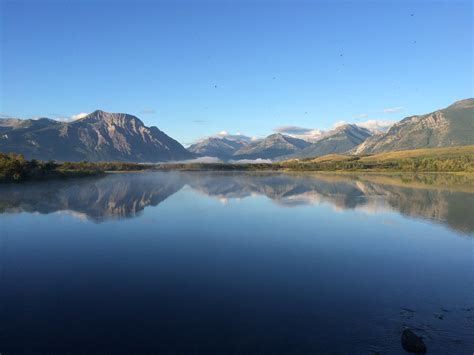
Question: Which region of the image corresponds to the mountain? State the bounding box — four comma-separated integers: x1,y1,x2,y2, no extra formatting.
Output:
188,135,251,160
0,110,194,162
291,124,372,159
353,99,474,155
232,133,311,160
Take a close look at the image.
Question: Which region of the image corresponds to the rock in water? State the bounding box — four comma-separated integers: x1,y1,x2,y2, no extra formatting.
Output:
401,329,427,353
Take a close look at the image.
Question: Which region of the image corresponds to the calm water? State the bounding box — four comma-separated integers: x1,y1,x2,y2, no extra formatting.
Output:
0,172,472,354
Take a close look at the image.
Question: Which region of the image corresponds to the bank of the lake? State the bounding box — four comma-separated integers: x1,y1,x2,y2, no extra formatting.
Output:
2,145,473,183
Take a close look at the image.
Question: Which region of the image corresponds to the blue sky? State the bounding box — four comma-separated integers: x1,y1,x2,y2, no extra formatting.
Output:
1,0,472,145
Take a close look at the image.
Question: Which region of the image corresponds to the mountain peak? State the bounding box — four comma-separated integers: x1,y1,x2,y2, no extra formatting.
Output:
75,110,144,127
267,133,286,140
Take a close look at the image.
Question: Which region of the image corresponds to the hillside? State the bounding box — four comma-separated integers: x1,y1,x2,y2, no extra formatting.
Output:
188,136,251,159
232,133,311,160
292,124,372,158
353,98,474,154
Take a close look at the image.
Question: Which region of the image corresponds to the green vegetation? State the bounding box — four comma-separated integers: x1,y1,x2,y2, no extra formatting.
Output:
0,153,154,183
1,146,473,183
280,154,473,172
286,145,474,172
160,146,474,173
59,161,156,172
0,153,99,182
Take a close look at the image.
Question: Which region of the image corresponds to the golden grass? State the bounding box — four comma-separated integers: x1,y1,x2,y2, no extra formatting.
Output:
291,145,474,165
309,154,351,163
359,145,474,162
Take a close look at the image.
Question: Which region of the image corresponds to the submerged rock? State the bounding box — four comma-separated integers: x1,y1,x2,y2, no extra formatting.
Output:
401,329,427,353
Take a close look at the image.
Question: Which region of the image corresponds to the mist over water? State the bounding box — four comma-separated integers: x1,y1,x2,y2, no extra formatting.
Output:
0,172,472,353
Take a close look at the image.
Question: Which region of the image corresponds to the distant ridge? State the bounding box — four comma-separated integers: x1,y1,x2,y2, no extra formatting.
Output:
188,135,252,160
232,133,311,160
288,124,372,159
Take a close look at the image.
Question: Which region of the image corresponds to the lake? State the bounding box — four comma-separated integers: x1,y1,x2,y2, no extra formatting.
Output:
0,171,472,354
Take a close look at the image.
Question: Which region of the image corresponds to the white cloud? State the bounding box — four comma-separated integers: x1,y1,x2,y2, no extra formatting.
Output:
55,112,89,122
169,156,223,164
71,112,89,120
229,158,273,164
217,130,229,136
383,106,404,113
332,121,347,129
356,119,395,133
218,197,229,205
355,113,368,119
273,117,396,141
273,125,313,135
273,125,323,142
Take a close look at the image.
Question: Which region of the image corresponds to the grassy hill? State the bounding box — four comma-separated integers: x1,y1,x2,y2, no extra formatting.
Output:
281,145,474,172
304,145,474,163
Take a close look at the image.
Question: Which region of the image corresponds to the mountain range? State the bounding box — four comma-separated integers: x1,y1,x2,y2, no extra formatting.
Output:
191,98,473,160
0,98,473,162
188,125,372,160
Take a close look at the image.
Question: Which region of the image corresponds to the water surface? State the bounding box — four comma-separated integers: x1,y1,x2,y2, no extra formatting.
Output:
0,172,472,354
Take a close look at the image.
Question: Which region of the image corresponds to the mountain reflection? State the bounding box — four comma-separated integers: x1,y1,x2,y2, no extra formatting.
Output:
0,172,185,222
0,171,472,234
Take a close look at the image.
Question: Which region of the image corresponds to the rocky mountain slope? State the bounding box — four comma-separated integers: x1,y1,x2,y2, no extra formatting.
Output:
291,124,372,159
232,133,311,160
353,99,474,155
0,110,193,162
188,135,251,160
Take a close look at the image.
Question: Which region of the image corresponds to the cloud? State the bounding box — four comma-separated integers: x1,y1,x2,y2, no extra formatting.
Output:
193,119,206,123
229,158,273,164
54,112,89,122
383,106,404,113
175,156,223,164
70,112,89,120
356,119,395,133
216,131,253,141
355,113,368,119
273,117,395,141
273,125,323,142
273,125,313,135
332,121,347,129
140,109,156,115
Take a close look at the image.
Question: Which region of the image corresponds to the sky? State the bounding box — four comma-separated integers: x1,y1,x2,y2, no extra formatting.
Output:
1,0,472,145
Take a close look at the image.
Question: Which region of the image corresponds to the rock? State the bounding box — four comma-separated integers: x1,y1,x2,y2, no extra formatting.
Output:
401,329,427,353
